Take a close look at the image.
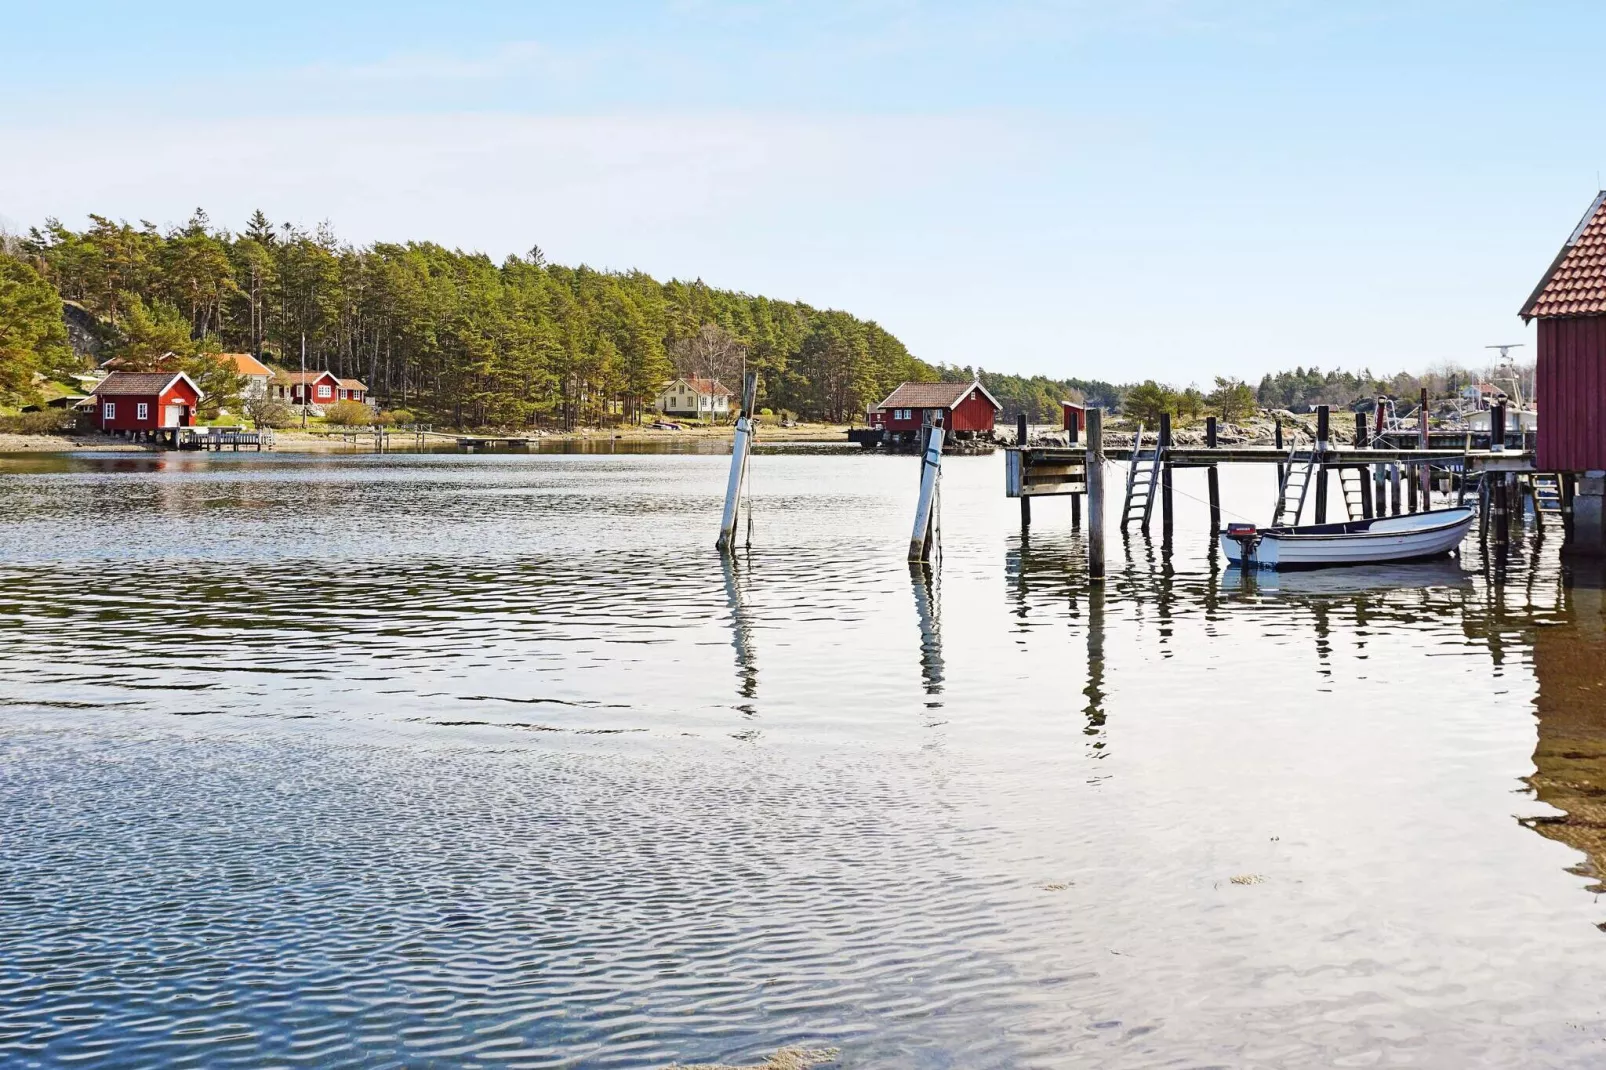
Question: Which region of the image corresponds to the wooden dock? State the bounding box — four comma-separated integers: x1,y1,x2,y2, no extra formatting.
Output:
1006,402,1552,581
173,427,275,451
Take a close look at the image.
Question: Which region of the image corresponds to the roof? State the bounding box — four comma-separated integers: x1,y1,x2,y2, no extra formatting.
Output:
218,353,272,377
875,380,1003,413
338,378,367,391
91,371,204,399
273,370,341,385
1523,191,1606,320
664,377,733,396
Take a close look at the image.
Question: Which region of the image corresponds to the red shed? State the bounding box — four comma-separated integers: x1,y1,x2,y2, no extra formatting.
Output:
870,381,1001,439
1061,400,1085,437
89,372,203,433
1521,190,1606,471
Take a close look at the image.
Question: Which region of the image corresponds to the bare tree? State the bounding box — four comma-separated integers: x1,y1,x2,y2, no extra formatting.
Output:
670,323,746,422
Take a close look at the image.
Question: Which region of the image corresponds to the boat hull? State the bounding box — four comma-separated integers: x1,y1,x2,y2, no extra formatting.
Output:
1220,508,1475,570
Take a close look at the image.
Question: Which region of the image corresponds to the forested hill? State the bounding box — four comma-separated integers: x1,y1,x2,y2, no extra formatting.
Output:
2,210,938,425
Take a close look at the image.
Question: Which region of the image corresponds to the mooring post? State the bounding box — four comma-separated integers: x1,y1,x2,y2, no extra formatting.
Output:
1017,413,1031,528
1086,408,1105,580
1491,469,1509,548
1314,405,1330,524
1068,407,1082,527
1354,411,1367,448
1418,387,1432,509
1390,463,1403,515
1408,462,1419,513
717,372,759,553
1274,416,1285,492
1563,472,1577,543
1159,412,1174,540
1491,401,1506,454
909,412,945,562
1205,415,1221,533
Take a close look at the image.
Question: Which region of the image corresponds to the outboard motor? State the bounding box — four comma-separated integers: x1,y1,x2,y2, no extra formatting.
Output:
1225,522,1260,564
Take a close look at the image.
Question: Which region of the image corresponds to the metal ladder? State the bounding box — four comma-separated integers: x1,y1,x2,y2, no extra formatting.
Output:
1121,424,1162,532
1533,473,1563,514
1272,448,1317,526
1338,466,1368,521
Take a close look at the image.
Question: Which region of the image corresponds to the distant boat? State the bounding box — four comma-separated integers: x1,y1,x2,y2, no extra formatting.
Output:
1221,508,1476,570
1465,407,1538,433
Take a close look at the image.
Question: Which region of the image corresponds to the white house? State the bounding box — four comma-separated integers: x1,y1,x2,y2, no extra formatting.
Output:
218,353,274,399
657,377,734,420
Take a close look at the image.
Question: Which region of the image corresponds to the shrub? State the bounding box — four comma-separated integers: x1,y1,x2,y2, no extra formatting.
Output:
376,409,413,427
243,395,294,429
0,410,71,434
322,400,374,427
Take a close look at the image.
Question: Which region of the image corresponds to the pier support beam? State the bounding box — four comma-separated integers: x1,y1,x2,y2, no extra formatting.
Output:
1086,408,1105,580
1159,413,1174,542
909,414,945,562
1017,414,1031,528
1566,473,1606,557
716,373,759,553
1418,387,1432,509
1205,416,1221,533
1313,405,1330,524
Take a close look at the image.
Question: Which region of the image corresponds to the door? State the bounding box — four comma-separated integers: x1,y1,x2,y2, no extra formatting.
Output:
164,405,184,427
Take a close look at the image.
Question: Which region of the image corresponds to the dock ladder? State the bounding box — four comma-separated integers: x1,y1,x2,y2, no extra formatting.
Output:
1533,473,1563,514
1120,424,1163,532
1272,447,1317,526
1339,466,1368,521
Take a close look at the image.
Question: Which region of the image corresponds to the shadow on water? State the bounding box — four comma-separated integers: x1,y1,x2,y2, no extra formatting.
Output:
1526,558,1606,897
909,562,944,703
722,553,758,702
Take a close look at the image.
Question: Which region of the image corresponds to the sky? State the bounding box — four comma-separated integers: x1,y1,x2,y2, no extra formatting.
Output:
2,0,1603,384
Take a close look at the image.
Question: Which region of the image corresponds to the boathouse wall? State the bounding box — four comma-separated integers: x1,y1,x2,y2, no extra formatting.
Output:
1536,317,1606,472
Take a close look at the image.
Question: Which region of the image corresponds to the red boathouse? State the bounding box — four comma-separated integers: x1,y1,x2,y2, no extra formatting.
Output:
89,372,204,434
1521,189,1606,472
1521,189,1606,554
868,381,1001,442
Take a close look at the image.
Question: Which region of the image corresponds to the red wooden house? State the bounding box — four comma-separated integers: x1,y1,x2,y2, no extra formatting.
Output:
271,370,343,411
1521,189,1606,554
868,381,1001,442
89,372,203,434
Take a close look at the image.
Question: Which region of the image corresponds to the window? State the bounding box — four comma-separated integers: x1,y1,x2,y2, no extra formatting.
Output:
317,384,332,400
136,403,148,420
103,402,115,420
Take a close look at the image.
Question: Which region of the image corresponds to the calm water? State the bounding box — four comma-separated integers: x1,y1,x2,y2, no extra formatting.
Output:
2,446,1605,1068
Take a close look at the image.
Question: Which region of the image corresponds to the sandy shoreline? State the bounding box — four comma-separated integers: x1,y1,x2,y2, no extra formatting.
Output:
0,423,855,456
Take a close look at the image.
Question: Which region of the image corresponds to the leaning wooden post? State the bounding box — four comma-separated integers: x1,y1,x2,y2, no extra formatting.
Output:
716,372,759,553
1313,405,1330,524
1205,415,1221,533
909,411,945,562
1086,408,1105,580
1274,416,1285,492
1016,413,1031,528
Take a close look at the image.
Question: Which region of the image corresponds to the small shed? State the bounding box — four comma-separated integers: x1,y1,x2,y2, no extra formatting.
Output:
869,381,1001,440
1061,400,1086,438
90,372,204,433
1521,190,1606,471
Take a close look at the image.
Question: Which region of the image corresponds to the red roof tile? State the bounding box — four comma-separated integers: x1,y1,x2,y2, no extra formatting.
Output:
1523,191,1606,319
875,381,1002,412
91,372,203,398
338,378,367,391
273,370,340,386
218,353,272,377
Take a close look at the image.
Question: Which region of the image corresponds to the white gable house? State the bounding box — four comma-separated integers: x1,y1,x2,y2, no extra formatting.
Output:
656,377,734,420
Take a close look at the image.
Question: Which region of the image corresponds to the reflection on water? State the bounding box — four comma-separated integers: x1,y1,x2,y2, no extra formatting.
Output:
3,451,1606,1067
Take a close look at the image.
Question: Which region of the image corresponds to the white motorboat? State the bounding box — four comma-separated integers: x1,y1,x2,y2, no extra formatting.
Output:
1220,507,1476,570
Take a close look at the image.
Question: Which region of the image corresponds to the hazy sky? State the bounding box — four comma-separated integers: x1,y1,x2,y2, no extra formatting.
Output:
3,1,1601,383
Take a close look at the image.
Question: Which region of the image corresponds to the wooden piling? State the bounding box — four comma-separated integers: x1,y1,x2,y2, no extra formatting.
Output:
1205,415,1221,533
1086,408,1105,581
1159,413,1174,540
716,372,760,553
1313,405,1330,524
1017,413,1031,528
1563,472,1577,542
1390,464,1403,516
1418,387,1432,509
1354,411,1367,448
909,412,945,562
1491,401,1506,454
1408,462,1419,512
1274,417,1285,490
1491,469,1509,547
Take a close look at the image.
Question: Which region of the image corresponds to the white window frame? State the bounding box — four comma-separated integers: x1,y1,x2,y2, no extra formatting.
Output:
103,402,115,420
136,402,148,421
317,384,332,400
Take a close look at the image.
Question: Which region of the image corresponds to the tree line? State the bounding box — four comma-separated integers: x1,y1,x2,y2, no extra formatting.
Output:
1,210,936,425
